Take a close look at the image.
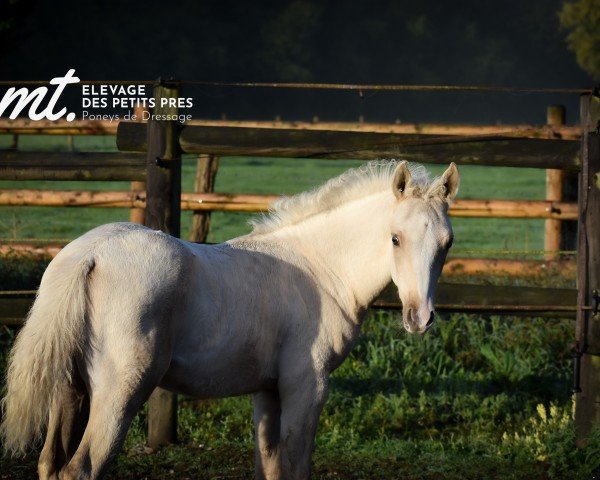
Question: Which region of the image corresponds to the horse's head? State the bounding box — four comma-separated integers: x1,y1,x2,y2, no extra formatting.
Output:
389,162,459,334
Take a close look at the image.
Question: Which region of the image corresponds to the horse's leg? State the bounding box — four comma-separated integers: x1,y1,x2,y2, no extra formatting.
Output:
38,373,89,480
253,389,282,480
278,373,328,480
60,365,159,480
38,398,61,480
60,328,170,480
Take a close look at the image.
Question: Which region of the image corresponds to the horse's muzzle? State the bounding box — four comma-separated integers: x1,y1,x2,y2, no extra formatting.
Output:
403,308,435,334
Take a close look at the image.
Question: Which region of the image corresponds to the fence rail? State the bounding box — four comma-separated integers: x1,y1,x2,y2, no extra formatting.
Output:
0,118,582,140
0,240,577,279
0,282,579,329
0,188,579,219
115,122,581,170
0,152,146,181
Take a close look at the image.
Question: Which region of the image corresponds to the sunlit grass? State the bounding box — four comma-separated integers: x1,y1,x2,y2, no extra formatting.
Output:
3,311,596,479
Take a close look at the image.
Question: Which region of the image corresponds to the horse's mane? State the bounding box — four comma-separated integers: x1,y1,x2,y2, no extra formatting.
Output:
250,160,443,235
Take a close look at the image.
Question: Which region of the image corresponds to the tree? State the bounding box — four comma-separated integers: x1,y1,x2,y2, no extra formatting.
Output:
559,0,600,80
0,0,34,57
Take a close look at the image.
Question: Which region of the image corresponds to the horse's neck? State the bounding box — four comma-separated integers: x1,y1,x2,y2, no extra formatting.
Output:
266,191,394,313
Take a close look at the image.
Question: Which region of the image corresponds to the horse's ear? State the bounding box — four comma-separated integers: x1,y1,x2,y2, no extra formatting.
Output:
439,162,460,201
392,161,411,199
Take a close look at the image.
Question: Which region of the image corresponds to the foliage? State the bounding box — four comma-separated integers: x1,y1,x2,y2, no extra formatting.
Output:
0,0,591,123
0,0,583,86
0,254,48,290
559,0,600,80
0,0,34,58
2,310,597,479
500,403,600,478
258,0,323,81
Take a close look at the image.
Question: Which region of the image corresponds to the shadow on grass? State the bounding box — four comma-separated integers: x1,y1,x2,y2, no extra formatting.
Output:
330,373,572,402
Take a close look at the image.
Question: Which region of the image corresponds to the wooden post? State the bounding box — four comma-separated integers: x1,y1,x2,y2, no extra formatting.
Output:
189,154,219,242
130,105,146,224
575,92,600,446
545,105,565,260
144,81,182,448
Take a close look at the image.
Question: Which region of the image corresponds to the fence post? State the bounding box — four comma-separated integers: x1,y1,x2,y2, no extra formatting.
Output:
575,92,600,446
144,80,181,448
544,105,565,260
130,105,146,224
189,154,219,242
10,134,18,150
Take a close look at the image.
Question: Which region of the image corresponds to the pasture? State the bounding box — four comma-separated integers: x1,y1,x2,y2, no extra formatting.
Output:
0,134,546,252
1,305,597,478
0,134,598,479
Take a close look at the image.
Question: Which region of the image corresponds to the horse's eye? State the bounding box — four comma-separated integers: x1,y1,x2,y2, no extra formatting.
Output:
392,235,400,246
447,237,454,249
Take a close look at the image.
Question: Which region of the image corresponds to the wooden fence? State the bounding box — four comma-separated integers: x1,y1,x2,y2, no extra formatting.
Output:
0,111,581,275
0,117,582,138
0,189,579,218
0,83,598,448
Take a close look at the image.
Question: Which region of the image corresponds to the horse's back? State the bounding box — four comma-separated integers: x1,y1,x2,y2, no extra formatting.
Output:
59,224,336,398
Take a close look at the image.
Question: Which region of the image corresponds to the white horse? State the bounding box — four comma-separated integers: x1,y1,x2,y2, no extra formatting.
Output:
1,160,459,480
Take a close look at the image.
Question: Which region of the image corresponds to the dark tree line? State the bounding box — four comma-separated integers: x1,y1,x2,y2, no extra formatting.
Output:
0,0,594,122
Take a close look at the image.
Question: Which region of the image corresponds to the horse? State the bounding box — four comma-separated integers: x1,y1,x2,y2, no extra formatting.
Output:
0,160,459,480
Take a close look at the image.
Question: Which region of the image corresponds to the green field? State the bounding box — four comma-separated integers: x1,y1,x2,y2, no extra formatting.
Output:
1,313,598,479
1,135,598,479
0,134,547,255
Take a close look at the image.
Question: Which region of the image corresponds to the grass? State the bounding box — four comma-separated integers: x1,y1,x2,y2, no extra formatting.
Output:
0,133,595,478
0,134,548,255
1,313,599,479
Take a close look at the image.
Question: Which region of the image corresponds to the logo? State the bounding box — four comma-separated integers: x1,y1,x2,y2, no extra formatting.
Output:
0,69,195,123
0,69,80,121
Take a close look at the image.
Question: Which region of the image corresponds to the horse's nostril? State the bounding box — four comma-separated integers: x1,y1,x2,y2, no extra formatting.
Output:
426,311,435,327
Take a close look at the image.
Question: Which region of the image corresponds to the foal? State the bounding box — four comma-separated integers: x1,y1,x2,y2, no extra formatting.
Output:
1,161,459,479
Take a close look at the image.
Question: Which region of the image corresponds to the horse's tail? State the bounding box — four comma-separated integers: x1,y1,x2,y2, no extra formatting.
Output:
0,251,95,456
